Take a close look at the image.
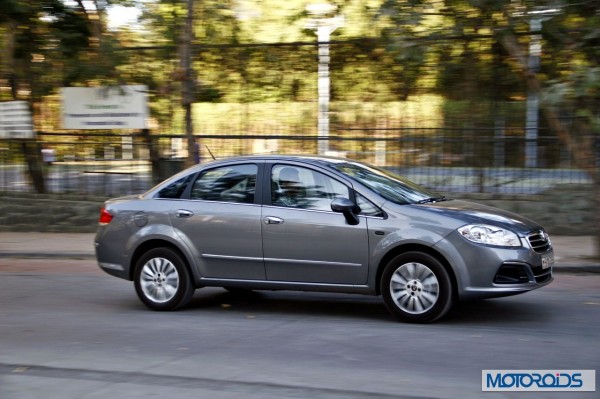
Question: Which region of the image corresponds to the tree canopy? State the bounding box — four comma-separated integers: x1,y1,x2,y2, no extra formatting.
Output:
0,0,598,134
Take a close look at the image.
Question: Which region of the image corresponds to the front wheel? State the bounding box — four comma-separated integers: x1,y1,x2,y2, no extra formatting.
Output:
134,247,195,311
381,252,453,323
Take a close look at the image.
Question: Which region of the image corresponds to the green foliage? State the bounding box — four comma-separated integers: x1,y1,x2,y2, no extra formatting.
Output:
1,0,598,137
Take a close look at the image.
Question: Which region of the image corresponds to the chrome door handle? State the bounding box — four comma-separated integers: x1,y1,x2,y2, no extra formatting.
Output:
264,216,284,225
176,209,194,218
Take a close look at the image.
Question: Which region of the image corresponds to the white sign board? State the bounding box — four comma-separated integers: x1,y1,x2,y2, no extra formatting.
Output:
62,85,148,129
0,101,34,139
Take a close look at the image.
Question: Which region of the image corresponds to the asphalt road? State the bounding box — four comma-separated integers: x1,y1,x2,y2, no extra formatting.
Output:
0,261,598,399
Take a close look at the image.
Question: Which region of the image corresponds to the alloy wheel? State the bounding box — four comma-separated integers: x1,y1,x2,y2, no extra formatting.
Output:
140,257,180,304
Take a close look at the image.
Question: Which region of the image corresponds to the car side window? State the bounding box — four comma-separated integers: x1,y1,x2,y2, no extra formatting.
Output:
156,174,194,199
271,165,349,211
191,164,257,204
356,193,384,217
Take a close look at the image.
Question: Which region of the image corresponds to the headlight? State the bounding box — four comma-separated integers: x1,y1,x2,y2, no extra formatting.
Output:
458,224,521,247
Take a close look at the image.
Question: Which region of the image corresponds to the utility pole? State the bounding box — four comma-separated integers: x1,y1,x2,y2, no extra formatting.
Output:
523,7,561,168
306,4,344,155
182,0,198,167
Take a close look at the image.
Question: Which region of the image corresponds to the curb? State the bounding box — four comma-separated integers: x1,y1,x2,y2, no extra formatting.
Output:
552,265,600,274
0,253,96,260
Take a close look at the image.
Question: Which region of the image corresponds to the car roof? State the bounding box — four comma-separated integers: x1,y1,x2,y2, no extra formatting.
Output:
191,154,352,170
211,154,346,162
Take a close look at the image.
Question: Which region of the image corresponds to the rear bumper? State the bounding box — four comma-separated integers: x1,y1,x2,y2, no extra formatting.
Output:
97,261,129,280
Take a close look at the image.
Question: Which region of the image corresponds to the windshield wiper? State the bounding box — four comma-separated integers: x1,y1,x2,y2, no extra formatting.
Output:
417,196,449,204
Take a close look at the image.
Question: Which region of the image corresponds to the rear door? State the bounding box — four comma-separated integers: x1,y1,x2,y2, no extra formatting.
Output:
171,162,265,280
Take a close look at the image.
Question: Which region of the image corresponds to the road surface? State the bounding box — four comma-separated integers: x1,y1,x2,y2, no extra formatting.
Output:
0,259,598,399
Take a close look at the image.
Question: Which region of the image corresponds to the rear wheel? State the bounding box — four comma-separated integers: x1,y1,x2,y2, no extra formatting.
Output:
381,252,453,323
134,247,195,311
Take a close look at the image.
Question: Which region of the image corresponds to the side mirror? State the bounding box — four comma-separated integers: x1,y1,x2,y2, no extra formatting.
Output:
331,198,360,225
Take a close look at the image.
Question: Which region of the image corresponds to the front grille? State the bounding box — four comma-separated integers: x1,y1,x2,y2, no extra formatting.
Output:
528,230,551,253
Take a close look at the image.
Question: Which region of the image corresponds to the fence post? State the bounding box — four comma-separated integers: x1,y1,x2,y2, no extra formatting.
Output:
494,118,505,168
475,131,485,193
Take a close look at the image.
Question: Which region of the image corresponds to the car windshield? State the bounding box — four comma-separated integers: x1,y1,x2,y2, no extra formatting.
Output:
327,161,442,205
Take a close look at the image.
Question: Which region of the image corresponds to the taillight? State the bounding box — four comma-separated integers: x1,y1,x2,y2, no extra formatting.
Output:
99,207,113,225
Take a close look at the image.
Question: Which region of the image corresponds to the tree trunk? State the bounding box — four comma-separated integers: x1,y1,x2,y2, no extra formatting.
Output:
596,184,600,257
181,0,198,168
21,141,45,194
2,20,18,99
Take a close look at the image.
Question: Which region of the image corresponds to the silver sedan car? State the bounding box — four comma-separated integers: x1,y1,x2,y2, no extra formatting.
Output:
95,155,553,323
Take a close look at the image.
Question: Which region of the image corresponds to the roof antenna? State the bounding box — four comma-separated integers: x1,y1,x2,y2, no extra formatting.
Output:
205,145,216,160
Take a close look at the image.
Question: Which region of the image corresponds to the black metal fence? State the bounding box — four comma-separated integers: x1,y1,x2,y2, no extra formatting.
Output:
0,129,597,197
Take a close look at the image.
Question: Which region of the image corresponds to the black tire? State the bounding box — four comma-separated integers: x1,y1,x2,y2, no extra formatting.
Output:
134,247,195,311
381,252,453,323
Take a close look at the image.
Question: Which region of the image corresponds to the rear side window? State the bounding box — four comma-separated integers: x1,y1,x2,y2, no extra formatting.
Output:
156,175,193,199
191,164,257,204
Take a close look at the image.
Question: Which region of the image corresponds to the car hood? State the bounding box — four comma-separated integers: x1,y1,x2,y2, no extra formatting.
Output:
408,199,543,235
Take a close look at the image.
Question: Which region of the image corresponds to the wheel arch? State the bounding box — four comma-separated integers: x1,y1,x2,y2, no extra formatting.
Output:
375,244,458,299
129,239,194,282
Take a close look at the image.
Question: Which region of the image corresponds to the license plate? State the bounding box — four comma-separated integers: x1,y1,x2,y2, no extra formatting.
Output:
542,254,554,269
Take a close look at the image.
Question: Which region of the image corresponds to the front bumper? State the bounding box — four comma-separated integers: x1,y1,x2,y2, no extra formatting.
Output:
434,230,554,301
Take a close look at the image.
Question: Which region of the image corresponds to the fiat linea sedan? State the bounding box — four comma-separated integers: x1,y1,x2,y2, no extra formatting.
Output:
95,155,553,323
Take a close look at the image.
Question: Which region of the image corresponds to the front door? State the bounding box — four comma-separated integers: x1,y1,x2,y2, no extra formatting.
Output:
262,164,369,285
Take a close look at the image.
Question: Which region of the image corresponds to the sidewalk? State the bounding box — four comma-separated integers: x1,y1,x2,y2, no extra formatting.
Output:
0,232,598,274
0,232,96,260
